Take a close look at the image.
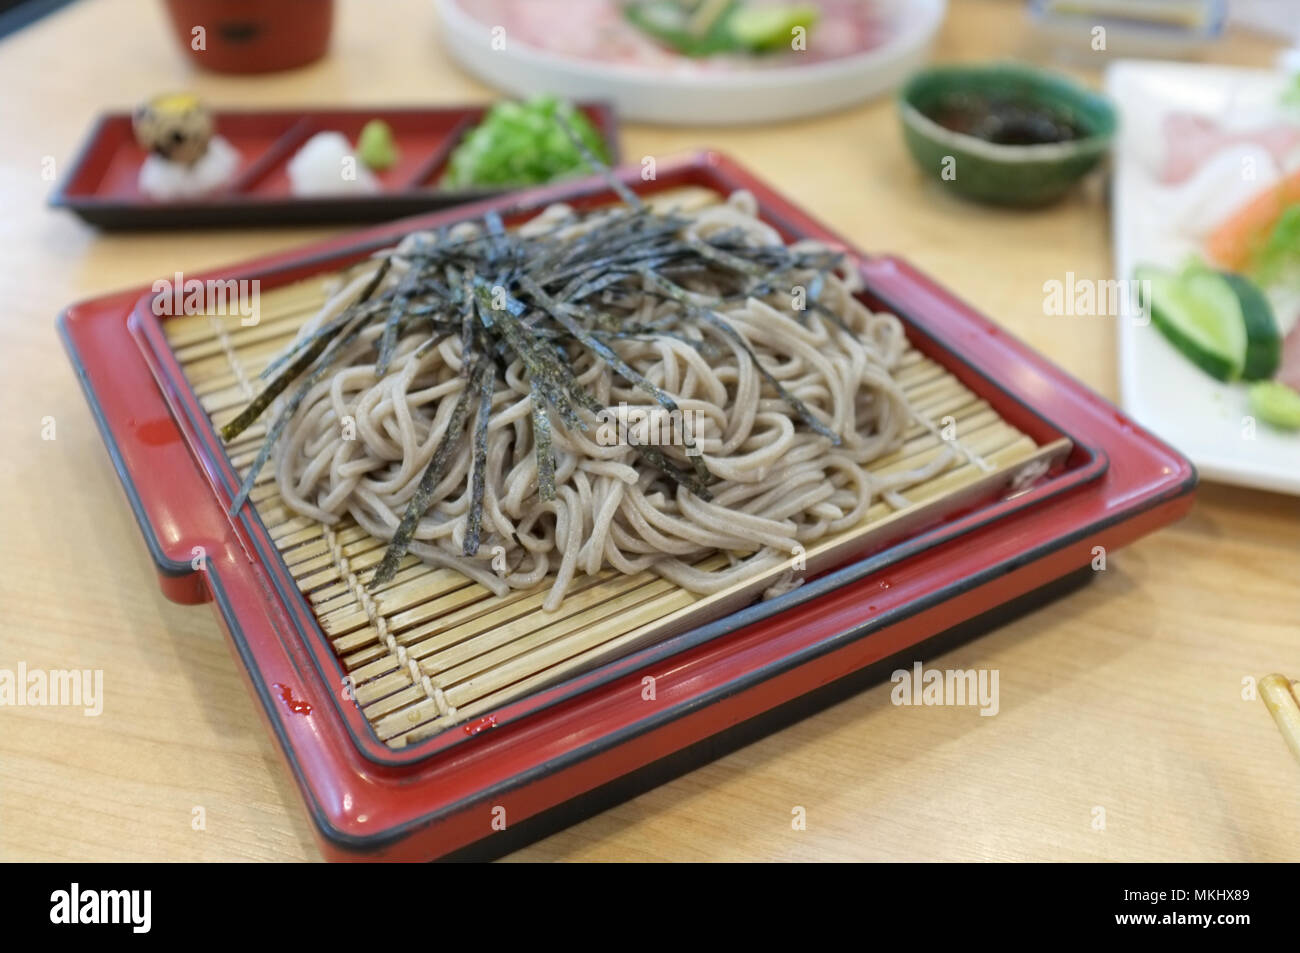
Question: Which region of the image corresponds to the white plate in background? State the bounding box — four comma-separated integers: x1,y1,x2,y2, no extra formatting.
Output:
1107,59,1300,495
434,0,946,125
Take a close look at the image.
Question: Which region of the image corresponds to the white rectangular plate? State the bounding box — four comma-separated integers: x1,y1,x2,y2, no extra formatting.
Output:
1107,59,1300,495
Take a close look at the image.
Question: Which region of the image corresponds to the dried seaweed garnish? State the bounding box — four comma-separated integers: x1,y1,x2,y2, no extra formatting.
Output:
683,236,769,278
554,114,643,210
369,361,483,586
530,381,557,502
557,266,642,305
476,288,584,432
519,276,675,406
375,245,430,376
259,300,373,382
463,361,495,557
483,209,508,255
519,275,709,482
227,311,378,513
638,269,841,446
227,258,392,439
223,152,860,566
544,217,683,287
480,277,711,496
223,333,337,444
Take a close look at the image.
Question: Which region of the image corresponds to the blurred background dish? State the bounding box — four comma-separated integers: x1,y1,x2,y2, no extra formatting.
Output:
434,0,946,123
898,62,1116,206
161,0,335,74
49,99,621,228
1028,0,1227,61
1109,59,1300,494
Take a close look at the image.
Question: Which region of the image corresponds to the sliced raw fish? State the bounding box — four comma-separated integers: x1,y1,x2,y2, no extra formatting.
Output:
1278,321,1300,391
1161,112,1300,185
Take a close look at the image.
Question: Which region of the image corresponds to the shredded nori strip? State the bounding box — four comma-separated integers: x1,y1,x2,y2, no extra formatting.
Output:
225,258,391,440
375,247,429,376
369,360,484,586
463,361,495,557
474,287,584,432
638,269,842,445
519,275,709,482
529,381,558,502
227,312,377,513
554,114,643,210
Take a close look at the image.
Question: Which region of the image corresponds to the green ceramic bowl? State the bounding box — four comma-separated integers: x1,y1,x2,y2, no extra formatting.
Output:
898,63,1117,206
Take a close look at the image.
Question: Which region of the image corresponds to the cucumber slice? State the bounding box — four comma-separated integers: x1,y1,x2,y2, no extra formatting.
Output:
1249,381,1300,430
1137,265,1246,381
626,0,739,56
728,3,819,51
1219,272,1282,381
633,0,687,32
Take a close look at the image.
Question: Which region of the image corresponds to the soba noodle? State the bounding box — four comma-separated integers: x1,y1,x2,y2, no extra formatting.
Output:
262,192,944,610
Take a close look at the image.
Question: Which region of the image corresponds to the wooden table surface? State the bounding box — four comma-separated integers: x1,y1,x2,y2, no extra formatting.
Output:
0,0,1296,863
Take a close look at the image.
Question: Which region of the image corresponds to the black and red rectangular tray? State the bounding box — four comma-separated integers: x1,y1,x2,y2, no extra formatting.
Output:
58,152,1195,861
49,102,619,229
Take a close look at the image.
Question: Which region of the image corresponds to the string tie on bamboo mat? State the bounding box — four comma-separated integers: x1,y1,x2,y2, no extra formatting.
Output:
207,311,255,399
907,397,996,475
324,523,454,717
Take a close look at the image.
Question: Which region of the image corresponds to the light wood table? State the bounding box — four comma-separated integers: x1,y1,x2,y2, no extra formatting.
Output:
0,0,1295,863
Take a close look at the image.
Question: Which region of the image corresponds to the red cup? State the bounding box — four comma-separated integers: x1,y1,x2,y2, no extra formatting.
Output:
162,0,334,74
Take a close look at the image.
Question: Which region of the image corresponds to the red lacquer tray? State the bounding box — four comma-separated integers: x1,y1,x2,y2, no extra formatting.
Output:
58,153,1196,861
49,103,619,229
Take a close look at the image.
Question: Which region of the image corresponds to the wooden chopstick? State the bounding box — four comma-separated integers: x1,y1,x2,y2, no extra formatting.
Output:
1260,674,1300,766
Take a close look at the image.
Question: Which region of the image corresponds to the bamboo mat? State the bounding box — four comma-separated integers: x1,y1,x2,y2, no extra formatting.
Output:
161,198,1061,748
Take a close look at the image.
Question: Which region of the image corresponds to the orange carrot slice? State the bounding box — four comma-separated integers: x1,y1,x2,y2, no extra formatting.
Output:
1206,167,1300,271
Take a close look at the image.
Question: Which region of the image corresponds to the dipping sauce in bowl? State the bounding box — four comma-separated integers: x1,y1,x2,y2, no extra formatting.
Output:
898,62,1117,205
925,91,1087,146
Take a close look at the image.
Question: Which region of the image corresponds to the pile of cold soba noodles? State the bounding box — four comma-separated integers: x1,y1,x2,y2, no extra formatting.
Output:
262,192,923,610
